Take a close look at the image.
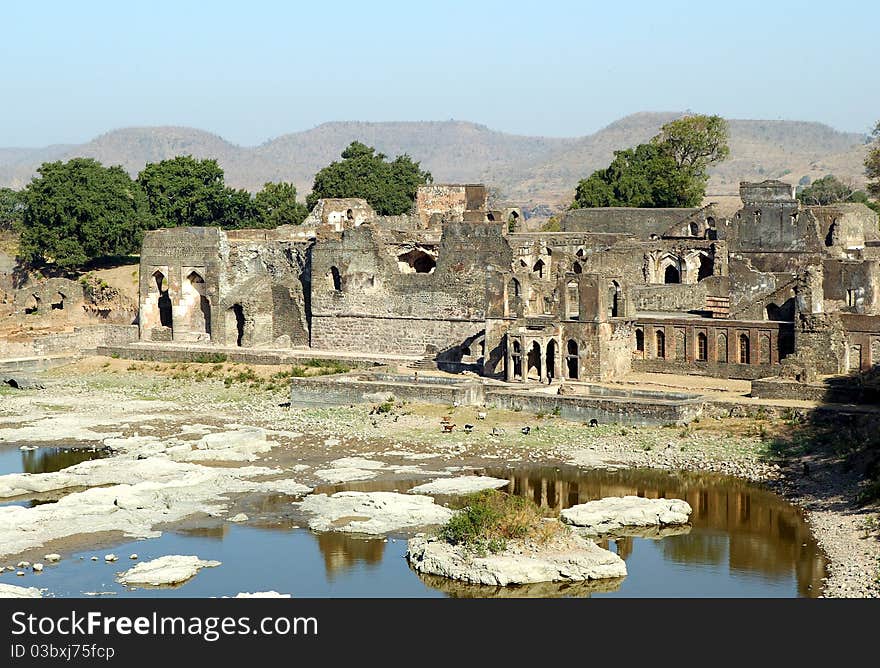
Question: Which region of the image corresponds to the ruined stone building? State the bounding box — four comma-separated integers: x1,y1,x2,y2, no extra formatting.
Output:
137,180,880,387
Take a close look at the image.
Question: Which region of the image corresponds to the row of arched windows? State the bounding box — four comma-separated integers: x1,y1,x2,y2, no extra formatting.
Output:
635,328,761,364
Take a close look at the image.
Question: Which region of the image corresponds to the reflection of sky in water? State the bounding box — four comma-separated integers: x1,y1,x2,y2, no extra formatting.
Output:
1,459,827,598
0,445,106,476
23,527,442,598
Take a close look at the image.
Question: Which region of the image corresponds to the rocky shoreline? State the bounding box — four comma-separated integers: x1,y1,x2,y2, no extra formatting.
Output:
0,358,876,598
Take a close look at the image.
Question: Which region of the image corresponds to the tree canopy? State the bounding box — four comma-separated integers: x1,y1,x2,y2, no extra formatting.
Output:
306,142,432,215
254,181,309,227
572,114,729,209
866,121,880,201
0,187,23,231
796,174,870,206
19,159,152,270
137,156,261,229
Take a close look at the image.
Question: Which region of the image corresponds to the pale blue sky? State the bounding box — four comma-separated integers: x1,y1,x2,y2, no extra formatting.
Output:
2,0,878,146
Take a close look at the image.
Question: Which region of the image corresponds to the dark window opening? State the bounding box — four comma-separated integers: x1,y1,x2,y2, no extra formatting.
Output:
330,266,342,291
50,293,65,310
635,329,644,352
689,222,700,236
573,262,582,274
511,340,522,379
697,255,713,281
609,281,620,317
664,265,680,284
566,339,578,379
533,259,545,279
398,249,437,274
739,334,750,364
825,222,836,247
697,333,708,361
231,304,245,347
656,331,666,358
158,292,172,328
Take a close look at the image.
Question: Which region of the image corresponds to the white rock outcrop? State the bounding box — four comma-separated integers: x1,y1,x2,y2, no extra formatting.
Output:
0,461,309,559
560,496,692,536
408,476,509,496
406,532,627,586
0,583,43,598
117,555,221,586
298,491,454,534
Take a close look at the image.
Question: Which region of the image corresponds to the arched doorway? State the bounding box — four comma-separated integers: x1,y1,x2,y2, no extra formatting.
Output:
664,265,680,284
507,278,520,316
697,332,708,361
511,340,522,380
153,271,172,329
527,341,541,380
566,339,578,379
656,330,666,358
546,340,558,382
635,329,645,356
609,281,621,317
186,272,210,335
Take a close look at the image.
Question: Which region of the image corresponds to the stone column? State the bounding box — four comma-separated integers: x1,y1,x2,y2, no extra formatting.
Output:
538,339,546,383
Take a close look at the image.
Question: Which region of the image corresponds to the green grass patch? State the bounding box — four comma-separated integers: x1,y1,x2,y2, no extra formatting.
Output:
437,490,561,556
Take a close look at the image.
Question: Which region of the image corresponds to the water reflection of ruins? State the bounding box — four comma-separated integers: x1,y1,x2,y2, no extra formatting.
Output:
314,533,386,578
486,466,827,597
306,466,826,596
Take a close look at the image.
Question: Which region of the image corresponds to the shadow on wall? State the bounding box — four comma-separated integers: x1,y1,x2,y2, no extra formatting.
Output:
434,332,486,374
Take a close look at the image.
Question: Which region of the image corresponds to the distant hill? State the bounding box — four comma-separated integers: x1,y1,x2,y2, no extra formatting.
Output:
0,114,870,215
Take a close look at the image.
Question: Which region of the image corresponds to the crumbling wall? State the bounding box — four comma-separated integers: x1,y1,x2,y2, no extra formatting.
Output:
310,222,509,356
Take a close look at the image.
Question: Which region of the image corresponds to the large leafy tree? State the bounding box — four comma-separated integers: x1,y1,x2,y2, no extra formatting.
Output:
572,114,729,208
796,174,869,206
137,156,260,229
306,142,432,215
254,181,308,227
866,121,880,201
19,159,152,270
0,187,23,231
573,143,703,208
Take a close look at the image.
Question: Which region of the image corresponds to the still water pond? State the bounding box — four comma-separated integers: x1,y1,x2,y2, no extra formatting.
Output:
5,463,827,598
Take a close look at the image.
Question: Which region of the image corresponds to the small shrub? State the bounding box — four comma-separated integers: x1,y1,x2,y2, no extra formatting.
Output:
437,490,559,555
375,401,394,414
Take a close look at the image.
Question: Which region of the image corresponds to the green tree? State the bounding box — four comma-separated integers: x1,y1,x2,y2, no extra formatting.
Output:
306,142,432,215
573,143,703,208
137,156,260,229
866,121,880,200
572,114,729,209
796,174,867,206
0,187,23,231
651,114,730,173
19,158,152,270
254,181,308,227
